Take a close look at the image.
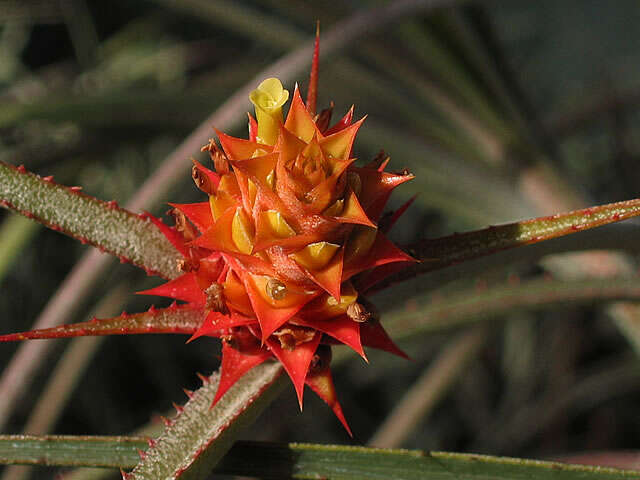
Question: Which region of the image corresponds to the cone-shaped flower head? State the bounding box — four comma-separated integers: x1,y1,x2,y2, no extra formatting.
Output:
140,36,415,434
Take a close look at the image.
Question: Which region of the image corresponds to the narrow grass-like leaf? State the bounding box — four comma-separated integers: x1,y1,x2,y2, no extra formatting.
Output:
217,443,640,480
0,305,204,341
0,162,181,279
383,277,640,338
0,437,638,480
0,435,147,468
0,214,39,281
376,197,640,291
128,362,285,480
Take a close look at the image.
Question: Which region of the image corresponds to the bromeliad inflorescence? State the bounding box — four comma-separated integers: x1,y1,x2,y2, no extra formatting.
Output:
0,34,415,434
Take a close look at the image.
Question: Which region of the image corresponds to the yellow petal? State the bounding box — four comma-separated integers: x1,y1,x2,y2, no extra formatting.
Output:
266,169,275,189
292,241,340,271
326,282,358,307
210,174,241,220
262,210,295,238
308,282,358,318
248,179,257,207
231,208,254,254
249,78,289,145
209,191,236,221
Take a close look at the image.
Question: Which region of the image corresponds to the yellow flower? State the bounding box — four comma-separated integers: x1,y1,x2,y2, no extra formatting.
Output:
249,78,289,145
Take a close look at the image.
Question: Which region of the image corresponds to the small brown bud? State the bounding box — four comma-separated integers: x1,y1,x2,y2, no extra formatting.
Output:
177,258,199,273
201,139,229,174
265,278,287,300
205,282,228,314
168,208,197,241
347,302,372,323
192,164,215,195
315,102,334,132
273,326,316,350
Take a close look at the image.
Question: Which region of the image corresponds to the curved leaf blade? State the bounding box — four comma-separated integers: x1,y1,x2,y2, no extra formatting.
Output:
0,306,204,341
0,162,181,279
0,435,147,468
383,277,640,338
218,443,640,480
0,437,637,480
375,197,640,290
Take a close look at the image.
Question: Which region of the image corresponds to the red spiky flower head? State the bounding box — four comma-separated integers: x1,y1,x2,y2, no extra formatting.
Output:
139,34,415,434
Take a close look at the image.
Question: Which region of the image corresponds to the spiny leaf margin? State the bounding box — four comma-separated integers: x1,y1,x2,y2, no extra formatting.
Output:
374,196,640,291
128,362,285,480
0,305,204,342
0,161,181,279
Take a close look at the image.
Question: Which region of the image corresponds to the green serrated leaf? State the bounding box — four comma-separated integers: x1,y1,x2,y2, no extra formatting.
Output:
0,305,204,342
1,437,638,480
0,161,181,279
217,443,640,480
129,362,285,480
376,197,640,291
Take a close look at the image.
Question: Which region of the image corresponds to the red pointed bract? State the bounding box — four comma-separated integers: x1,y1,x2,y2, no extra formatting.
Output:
306,368,352,436
193,160,221,189
360,321,408,359
356,168,414,222
169,202,213,233
302,248,344,301
213,342,272,405
285,86,318,143
244,277,311,343
325,106,354,136
319,116,365,160
357,261,416,293
381,194,417,234
193,208,239,253
146,213,189,257
138,273,206,306
231,153,279,187
188,310,257,342
333,188,376,227
266,333,321,409
306,23,320,116
216,129,272,161
343,233,416,281
294,315,365,360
